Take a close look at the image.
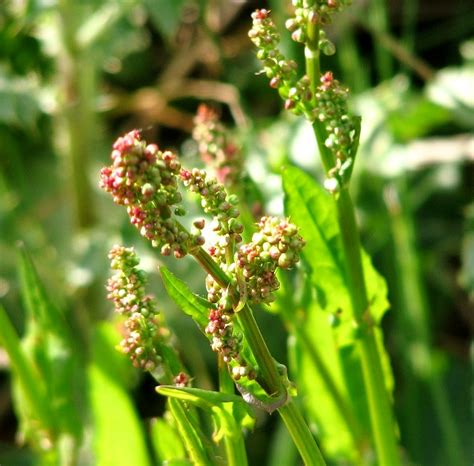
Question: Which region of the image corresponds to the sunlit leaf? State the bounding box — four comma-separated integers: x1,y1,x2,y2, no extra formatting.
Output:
89,326,151,466
283,165,394,459
157,385,245,408
160,266,210,328
150,416,187,464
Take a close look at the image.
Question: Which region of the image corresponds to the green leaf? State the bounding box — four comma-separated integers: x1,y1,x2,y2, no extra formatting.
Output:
283,166,349,318
158,386,252,465
387,97,451,142
0,305,53,435
283,165,394,460
283,165,389,339
17,245,68,337
150,417,187,464
167,398,212,466
157,385,244,408
89,326,151,466
0,78,41,131
160,266,210,328
16,246,85,443
285,298,363,461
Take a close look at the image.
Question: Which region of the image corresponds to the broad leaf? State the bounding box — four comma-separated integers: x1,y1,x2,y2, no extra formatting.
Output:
283,165,389,339
145,0,186,40
89,325,151,466
283,165,394,460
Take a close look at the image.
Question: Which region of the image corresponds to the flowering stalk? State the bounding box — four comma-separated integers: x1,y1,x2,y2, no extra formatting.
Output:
106,245,214,465
106,245,188,384
249,4,400,466
100,130,326,466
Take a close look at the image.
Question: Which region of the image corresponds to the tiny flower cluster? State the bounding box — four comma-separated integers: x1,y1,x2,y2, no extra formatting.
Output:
236,217,305,304
101,133,306,384
248,9,314,118
249,8,358,190
180,167,243,260
316,71,356,162
205,301,256,382
107,246,190,384
291,0,352,27
100,130,191,258
286,5,336,55
107,245,164,372
193,104,243,187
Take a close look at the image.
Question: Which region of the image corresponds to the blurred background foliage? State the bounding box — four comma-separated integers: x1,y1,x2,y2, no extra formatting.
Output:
0,0,472,465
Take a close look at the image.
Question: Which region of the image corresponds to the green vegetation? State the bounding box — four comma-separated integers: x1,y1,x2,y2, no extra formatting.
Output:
0,1,472,465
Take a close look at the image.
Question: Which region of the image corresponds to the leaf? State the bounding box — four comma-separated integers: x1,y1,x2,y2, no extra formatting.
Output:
89,325,151,466
283,166,349,318
167,398,212,466
16,246,85,441
17,245,69,338
283,165,389,339
150,417,187,464
283,166,394,460
0,305,53,435
159,386,252,464
157,385,244,408
160,266,209,328
0,78,41,131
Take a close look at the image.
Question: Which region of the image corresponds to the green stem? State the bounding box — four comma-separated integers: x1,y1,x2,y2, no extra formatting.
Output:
192,247,326,465
279,400,326,466
218,357,248,466
336,188,400,466
305,23,335,174
58,0,97,229
305,16,400,464
238,304,283,395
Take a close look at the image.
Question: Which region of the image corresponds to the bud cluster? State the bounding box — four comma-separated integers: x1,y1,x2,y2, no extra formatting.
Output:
236,217,305,304
205,302,256,382
180,168,243,258
249,8,359,191
100,130,191,258
248,9,314,119
291,0,352,28
316,71,356,162
107,246,190,385
192,104,243,187
106,245,165,372
101,133,306,384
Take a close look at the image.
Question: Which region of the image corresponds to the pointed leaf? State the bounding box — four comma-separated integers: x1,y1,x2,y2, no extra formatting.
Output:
16,246,85,441
167,398,212,466
157,385,244,409
160,266,210,328
0,305,53,434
